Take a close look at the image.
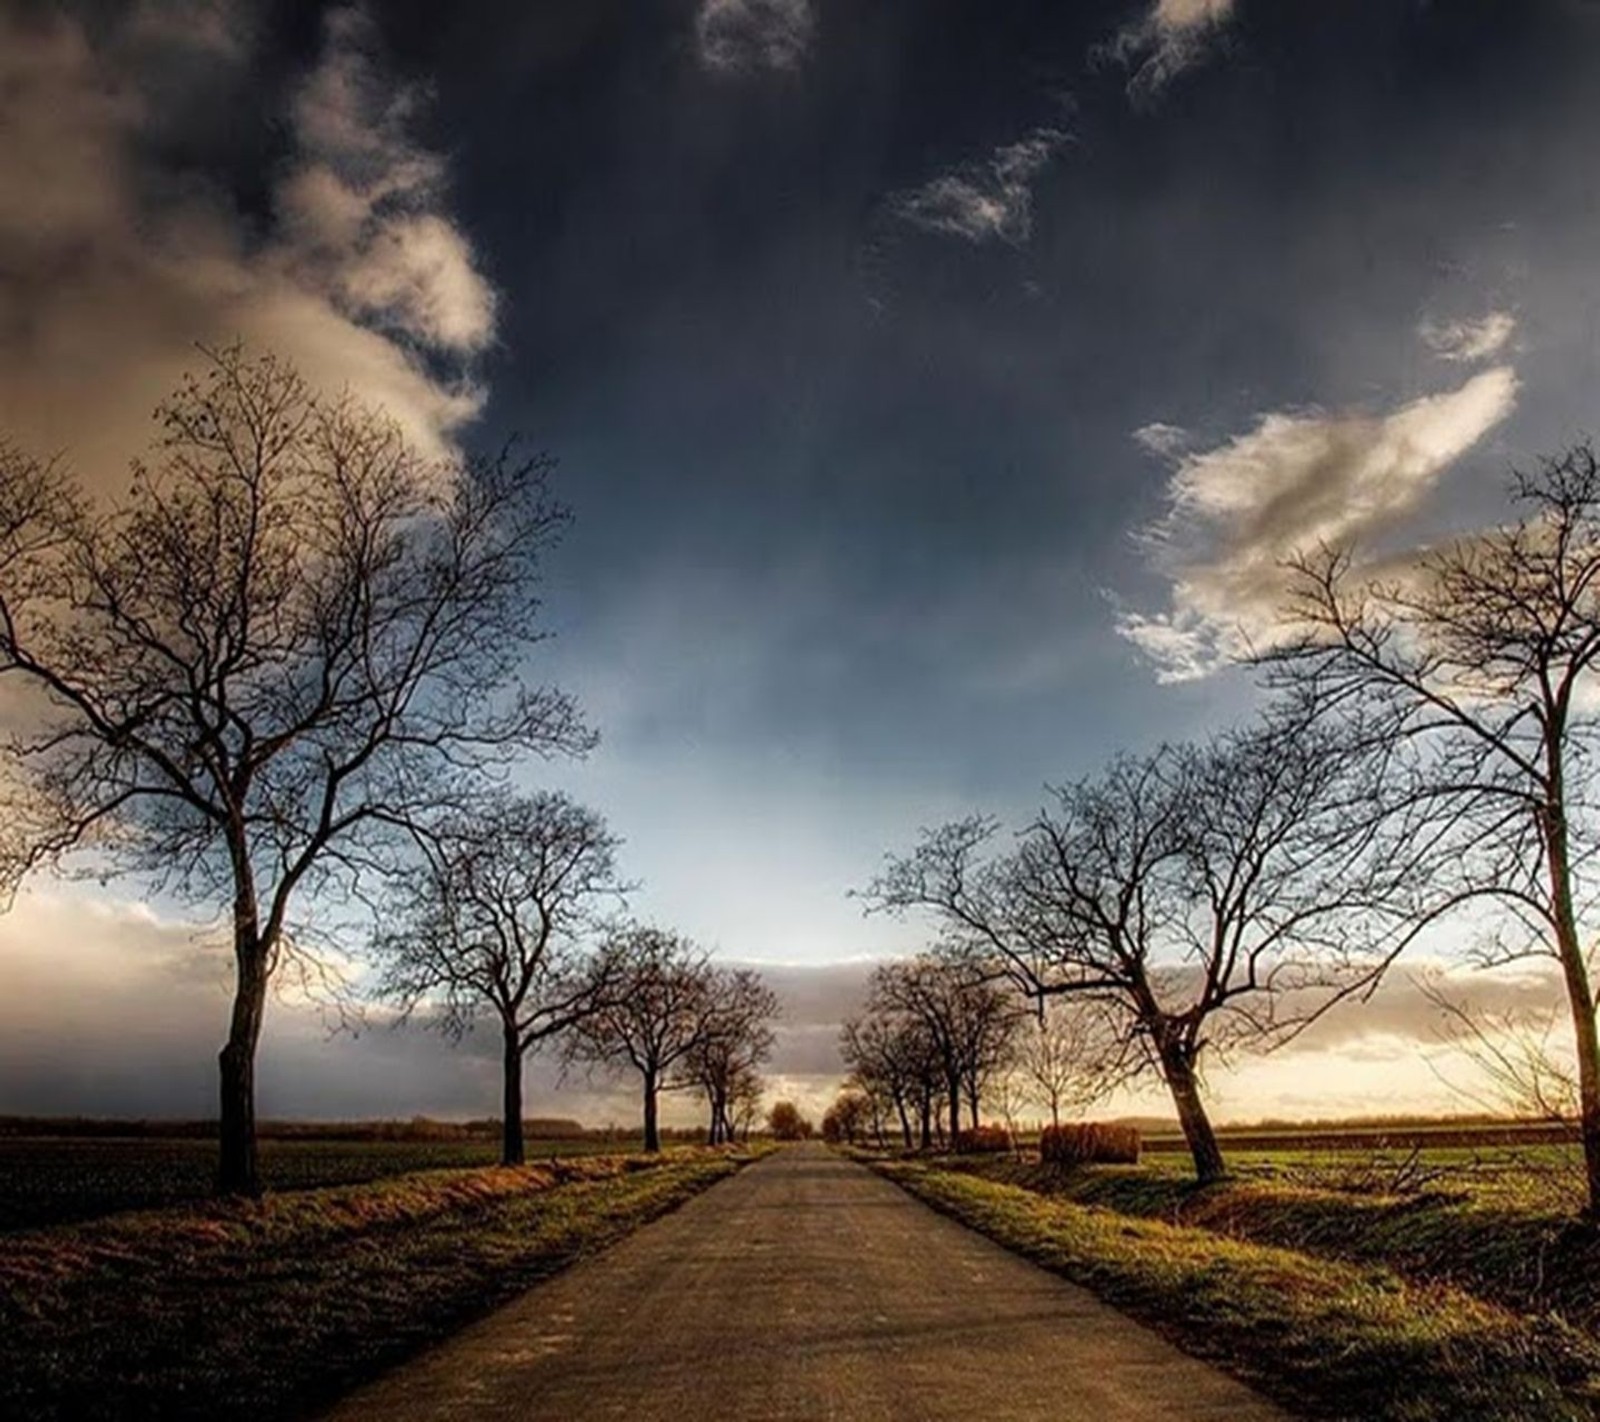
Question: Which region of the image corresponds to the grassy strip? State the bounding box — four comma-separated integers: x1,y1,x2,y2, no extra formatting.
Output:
1,1149,749,1421
877,1158,1600,1422
941,1155,1600,1336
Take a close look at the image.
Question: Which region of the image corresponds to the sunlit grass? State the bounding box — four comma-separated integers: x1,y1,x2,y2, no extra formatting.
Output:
879,1158,1600,1422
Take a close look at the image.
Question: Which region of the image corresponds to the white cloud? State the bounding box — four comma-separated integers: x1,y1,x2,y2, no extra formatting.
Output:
889,127,1070,245
1420,310,1517,364
1106,0,1236,104
0,4,494,480
696,0,815,75
1118,366,1520,681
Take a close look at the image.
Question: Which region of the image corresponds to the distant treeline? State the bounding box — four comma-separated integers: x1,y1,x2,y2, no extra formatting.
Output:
0,1116,593,1142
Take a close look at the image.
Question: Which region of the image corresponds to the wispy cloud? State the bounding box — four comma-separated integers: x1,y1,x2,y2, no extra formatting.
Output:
889,126,1070,245
695,0,815,76
1419,310,1518,364
1117,366,1520,681
0,3,494,478
1105,0,1236,104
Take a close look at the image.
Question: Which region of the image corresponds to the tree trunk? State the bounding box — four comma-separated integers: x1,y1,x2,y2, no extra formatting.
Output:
217,926,268,1197
918,1095,932,1150
895,1096,913,1150
967,1081,981,1132
1542,801,1600,1214
643,1069,661,1152
501,1023,525,1167
947,1077,962,1146
1050,1097,1061,1131
1159,1034,1226,1184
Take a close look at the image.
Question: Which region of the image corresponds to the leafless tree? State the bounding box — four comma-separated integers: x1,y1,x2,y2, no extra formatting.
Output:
840,1003,942,1149
821,1088,872,1144
373,790,624,1165
869,699,1439,1183
1012,998,1122,1129
1418,973,1580,1124
563,925,719,1152
862,951,1023,1138
676,967,779,1144
1267,443,1600,1212
0,347,590,1194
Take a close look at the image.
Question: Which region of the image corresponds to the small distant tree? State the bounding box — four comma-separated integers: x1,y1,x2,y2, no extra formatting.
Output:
821,1089,871,1144
767,1100,813,1140
864,952,1022,1138
1013,999,1121,1129
841,991,944,1149
374,790,624,1166
677,967,779,1144
564,926,717,1152
0,347,590,1195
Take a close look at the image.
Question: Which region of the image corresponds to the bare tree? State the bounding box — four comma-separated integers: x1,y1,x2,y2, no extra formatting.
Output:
373,790,624,1165
840,1003,942,1149
821,1088,872,1144
863,951,1022,1138
1418,973,1580,1124
0,347,590,1194
677,967,779,1144
564,925,718,1152
869,700,1436,1183
1013,999,1121,1129
1268,444,1600,1213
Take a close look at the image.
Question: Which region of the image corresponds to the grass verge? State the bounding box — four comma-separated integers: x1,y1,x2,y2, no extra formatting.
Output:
876,1158,1600,1422
940,1154,1600,1337
1,1148,750,1421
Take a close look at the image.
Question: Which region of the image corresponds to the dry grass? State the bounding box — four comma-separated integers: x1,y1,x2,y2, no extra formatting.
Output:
0,1148,751,1421
879,1158,1600,1422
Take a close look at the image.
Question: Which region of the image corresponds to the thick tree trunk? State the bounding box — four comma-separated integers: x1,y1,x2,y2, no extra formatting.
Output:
895,1095,913,1150
967,1082,981,1132
947,1077,962,1145
217,926,268,1197
502,1023,525,1167
1159,1035,1226,1184
643,1070,661,1152
918,1095,932,1150
1542,801,1600,1215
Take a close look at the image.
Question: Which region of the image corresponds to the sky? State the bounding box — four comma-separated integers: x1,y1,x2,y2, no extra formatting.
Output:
2,0,1599,1125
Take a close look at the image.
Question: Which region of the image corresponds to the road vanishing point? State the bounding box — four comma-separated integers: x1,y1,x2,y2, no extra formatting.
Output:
322,1143,1287,1421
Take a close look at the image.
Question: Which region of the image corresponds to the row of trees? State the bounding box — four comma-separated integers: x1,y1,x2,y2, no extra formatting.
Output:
865,446,1600,1212
0,346,777,1192
837,960,1114,1147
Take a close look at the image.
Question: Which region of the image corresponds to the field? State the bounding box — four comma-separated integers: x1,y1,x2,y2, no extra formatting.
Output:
0,1133,656,1231
0,1145,757,1421
864,1120,1600,1421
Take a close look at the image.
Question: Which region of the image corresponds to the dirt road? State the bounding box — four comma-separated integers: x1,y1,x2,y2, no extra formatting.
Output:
321,1143,1287,1421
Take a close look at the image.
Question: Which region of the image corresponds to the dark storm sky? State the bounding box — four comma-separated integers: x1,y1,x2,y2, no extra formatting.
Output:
361,0,1600,961
4,0,1600,1119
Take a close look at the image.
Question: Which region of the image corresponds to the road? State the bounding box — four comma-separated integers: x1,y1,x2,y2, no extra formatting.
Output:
321,1143,1287,1421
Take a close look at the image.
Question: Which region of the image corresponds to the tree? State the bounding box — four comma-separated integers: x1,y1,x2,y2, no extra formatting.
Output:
1013,999,1120,1129
564,925,718,1152
863,952,1023,1141
766,1100,813,1140
821,1088,871,1144
869,700,1433,1183
840,1002,942,1149
373,790,624,1165
677,967,778,1144
0,347,590,1194
1269,444,1600,1213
